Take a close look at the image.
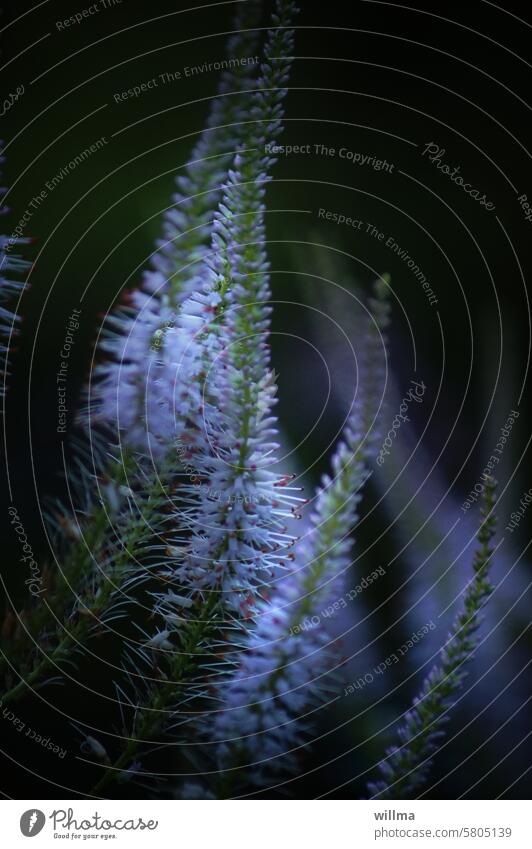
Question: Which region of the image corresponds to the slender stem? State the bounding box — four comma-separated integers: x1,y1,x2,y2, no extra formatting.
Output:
91,594,220,796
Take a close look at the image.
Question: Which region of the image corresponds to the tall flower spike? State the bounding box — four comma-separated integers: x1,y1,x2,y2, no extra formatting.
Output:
140,0,298,453
85,1,264,443
158,0,300,611
0,155,31,401
367,476,497,799
208,282,390,788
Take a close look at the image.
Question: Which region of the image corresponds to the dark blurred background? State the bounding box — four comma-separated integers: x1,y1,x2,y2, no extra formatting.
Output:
1,0,532,799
